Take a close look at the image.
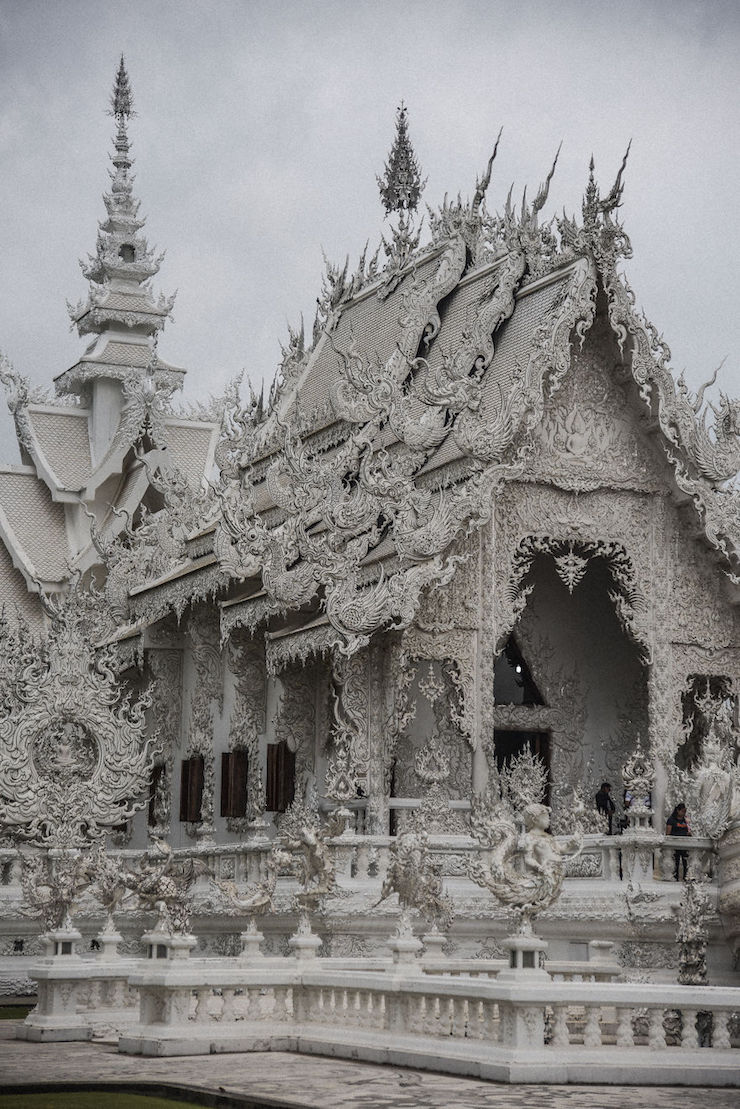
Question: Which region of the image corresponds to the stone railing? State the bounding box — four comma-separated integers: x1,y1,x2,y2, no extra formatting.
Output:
116,961,740,1084
0,833,718,897
18,955,140,1041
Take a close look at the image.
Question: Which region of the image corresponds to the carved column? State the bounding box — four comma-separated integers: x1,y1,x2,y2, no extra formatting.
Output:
365,638,391,834
325,649,369,807
274,662,318,804
146,647,183,841
183,608,223,842
225,629,267,836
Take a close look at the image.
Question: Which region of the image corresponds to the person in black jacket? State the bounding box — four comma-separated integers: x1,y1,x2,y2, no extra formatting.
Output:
595,782,615,834
666,803,691,880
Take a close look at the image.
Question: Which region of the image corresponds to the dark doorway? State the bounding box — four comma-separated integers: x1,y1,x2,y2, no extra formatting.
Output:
494,637,544,705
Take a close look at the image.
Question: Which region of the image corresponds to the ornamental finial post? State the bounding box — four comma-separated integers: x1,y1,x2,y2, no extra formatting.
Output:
376,101,425,217
110,54,134,122
376,103,427,283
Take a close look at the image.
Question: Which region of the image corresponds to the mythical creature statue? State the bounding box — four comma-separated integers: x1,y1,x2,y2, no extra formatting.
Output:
376,827,454,934
20,850,95,933
123,838,211,934
79,843,132,931
274,801,337,925
672,368,740,486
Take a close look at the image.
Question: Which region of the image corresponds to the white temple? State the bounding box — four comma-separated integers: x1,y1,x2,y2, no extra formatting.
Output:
0,61,739,1084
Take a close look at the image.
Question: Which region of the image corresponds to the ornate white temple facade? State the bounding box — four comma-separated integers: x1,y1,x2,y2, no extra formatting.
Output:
1,61,740,1001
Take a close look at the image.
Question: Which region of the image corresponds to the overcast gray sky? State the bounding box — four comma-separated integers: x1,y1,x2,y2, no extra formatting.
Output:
0,0,738,463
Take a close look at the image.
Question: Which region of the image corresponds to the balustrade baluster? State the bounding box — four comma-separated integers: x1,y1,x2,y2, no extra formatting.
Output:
406,993,419,1034
648,1008,667,1050
221,988,236,1022
714,1010,731,1049
681,1008,698,1049
616,1007,634,1047
583,1005,602,1047
193,988,209,1023
552,1004,570,1047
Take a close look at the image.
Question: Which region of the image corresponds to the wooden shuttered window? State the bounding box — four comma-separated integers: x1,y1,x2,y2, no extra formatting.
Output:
265,742,295,813
179,755,204,822
221,750,249,818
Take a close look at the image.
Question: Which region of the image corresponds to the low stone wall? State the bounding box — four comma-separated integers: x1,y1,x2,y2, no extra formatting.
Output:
116,962,740,1085
17,947,739,1085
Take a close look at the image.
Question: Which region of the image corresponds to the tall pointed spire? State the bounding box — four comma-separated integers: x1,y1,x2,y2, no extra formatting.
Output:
58,58,183,457
71,56,171,316
377,102,425,216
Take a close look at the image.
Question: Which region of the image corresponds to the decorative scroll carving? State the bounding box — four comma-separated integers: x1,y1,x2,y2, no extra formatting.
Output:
146,648,182,839
275,664,317,804
399,627,477,748
325,651,369,802
493,485,654,660
265,624,334,677
225,629,267,832
184,609,222,838
0,589,158,848
529,336,663,493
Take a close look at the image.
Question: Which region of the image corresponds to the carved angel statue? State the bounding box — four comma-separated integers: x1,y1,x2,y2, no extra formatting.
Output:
376,827,454,934
469,800,582,932
123,838,211,935
468,752,583,933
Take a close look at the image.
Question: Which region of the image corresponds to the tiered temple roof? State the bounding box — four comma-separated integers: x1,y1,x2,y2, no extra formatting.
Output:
0,60,218,616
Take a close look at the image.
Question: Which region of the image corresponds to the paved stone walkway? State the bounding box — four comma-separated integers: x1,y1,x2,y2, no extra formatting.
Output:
0,1023,738,1108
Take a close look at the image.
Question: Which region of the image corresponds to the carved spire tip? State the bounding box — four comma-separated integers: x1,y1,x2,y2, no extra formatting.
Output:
110,54,135,120
377,101,425,217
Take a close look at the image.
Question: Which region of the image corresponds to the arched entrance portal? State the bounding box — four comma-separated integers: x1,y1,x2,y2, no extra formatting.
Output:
493,543,649,825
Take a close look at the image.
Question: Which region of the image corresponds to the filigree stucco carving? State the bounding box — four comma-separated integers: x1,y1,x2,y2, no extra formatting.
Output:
325,651,369,802
275,663,317,803
146,648,182,839
0,591,158,847
225,629,267,831
183,608,223,837
528,333,663,493
493,485,655,659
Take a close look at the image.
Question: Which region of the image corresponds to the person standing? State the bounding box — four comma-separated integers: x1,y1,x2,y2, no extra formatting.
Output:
595,782,615,834
666,802,691,880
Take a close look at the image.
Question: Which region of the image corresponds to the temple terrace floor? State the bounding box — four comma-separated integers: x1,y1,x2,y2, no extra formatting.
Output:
0,1023,738,1109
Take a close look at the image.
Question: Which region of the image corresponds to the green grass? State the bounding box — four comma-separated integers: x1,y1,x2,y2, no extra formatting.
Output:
0,1094,209,1109
0,1005,33,1019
